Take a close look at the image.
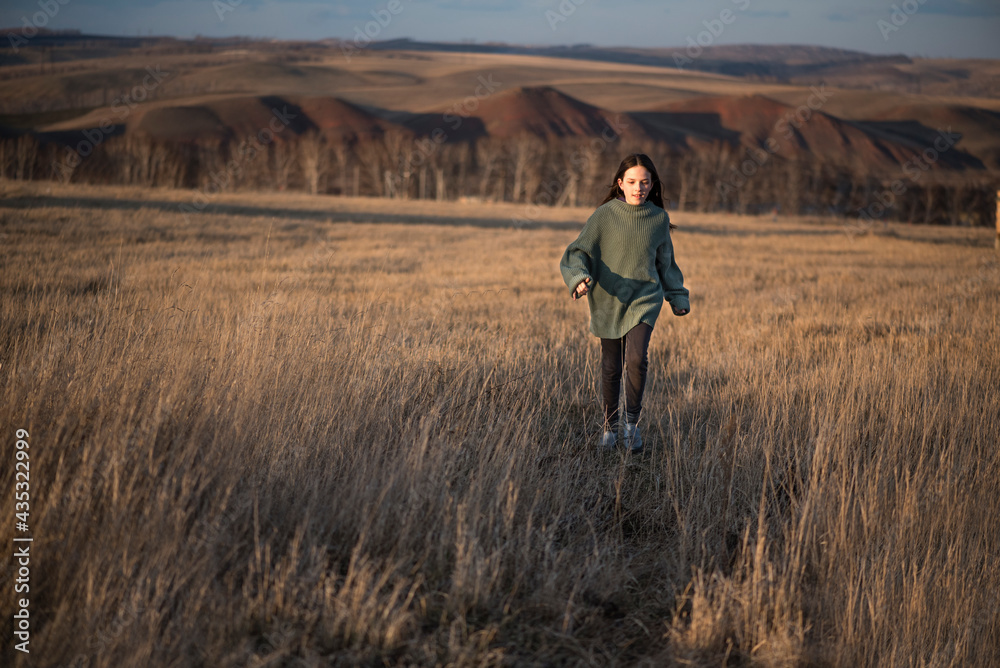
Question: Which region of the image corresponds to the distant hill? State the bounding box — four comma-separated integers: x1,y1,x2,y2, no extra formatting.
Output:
366,39,909,74
364,39,935,86
362,39,1000,99
113,87,657,146
2,33,997,223
3,32,997,111
0,30,184,68
643,94,984,172
442,86,650,141
127,95,404,144
861,104,1000,171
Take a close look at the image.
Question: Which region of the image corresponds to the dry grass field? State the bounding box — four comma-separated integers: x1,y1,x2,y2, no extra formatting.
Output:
1,181,999,666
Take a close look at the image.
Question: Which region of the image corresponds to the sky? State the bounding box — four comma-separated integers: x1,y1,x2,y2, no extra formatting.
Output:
4,0,1000,60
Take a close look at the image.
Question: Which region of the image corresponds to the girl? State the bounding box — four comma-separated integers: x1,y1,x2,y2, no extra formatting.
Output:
560,153,689,453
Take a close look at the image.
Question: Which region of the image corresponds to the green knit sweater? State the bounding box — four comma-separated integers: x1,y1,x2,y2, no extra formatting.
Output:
560,199,690,339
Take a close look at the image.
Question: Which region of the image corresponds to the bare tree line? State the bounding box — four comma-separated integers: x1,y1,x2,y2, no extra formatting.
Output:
1,131,996,225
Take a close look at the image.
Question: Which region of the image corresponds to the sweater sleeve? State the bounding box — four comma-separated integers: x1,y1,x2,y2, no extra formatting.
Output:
655,228,690,313
559,216,597,296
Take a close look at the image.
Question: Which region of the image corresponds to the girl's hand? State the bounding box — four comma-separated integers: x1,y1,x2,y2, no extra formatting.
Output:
573,277,592,299
672,307,689,316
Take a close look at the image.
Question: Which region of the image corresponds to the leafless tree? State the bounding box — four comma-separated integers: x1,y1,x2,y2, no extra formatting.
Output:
556,172,578,207
332,142,350,196
694,144,730,212
358,137,385,197
676,154,694,212
511,135,542,204
449,142,470,200
922,184,937,224
0,139,13,180
271,140,295,192
476,138,503,201
382,129,412,199
13,135,38,181
120,135,154,187
783,159,802,215
298,131,330,195
196,140,227,192
236,139,271,191
948,180,967,226
156,142,189,188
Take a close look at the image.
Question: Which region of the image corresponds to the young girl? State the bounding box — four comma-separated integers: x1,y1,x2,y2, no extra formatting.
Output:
560,153,689,452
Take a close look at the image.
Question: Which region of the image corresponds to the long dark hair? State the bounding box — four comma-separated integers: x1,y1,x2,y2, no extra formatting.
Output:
600,154,674,226
600,154,664,208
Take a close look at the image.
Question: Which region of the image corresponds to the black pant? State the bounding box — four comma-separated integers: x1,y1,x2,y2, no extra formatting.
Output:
600,322,653,428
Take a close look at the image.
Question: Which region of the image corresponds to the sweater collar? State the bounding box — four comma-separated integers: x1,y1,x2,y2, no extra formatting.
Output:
613,196,653,211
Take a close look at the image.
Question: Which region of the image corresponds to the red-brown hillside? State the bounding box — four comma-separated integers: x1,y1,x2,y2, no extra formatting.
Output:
128,95,401,144
649,94,982,172
292,96,400,143
864,104,1000,170
466,86,649,141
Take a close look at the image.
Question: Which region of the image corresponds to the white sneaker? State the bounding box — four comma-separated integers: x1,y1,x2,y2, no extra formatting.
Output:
600,429,617,450
623,422,642,453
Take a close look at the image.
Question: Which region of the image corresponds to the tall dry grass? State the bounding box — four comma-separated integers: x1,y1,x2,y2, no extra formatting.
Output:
1,183,998,666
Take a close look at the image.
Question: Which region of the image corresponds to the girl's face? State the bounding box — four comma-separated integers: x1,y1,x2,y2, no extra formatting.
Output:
618,165,652,205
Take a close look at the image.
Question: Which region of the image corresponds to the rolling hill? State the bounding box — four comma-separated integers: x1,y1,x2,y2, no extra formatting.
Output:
642,94,986,172
2,35,996,222
862,104,1000,171
449,85,650,141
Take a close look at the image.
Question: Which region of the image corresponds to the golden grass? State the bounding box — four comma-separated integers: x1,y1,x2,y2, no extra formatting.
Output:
1,182,998,666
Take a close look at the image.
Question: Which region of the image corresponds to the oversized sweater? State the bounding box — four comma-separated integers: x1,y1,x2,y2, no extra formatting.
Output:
560,199,690,339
